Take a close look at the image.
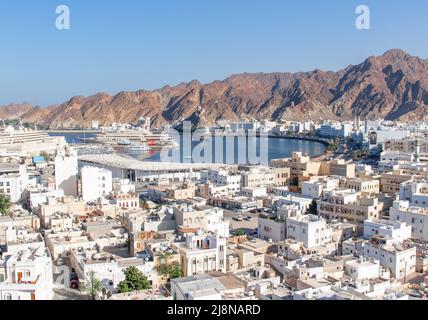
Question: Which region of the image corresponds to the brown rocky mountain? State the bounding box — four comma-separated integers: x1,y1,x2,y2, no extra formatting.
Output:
0,103,33,120
1,49,427,128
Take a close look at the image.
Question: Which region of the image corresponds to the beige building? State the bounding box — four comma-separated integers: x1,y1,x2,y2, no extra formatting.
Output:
271,167,291,187
380,170,413,194
345,178,380,195
327,159,356,178
318,190,383,226
166,181,196,200
239,166,276,188
270,152,322,186
45,230,97,260
112,193,140,209
38,196,88,228
196,182,229,199
226,248,264,272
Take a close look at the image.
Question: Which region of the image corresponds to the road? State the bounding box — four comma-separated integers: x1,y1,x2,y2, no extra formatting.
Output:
223,210,258,235
53,288,89,300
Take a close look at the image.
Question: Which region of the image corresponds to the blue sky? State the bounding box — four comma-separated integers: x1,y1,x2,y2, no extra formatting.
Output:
0,0,427,106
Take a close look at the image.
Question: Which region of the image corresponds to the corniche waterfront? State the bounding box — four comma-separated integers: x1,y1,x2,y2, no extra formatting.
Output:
48,131,326,164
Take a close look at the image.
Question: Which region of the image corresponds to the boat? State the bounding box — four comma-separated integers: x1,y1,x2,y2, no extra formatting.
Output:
127,143,150,153
117,138,131,146
75,145,116,156
104,146,115,154
95,128,175,147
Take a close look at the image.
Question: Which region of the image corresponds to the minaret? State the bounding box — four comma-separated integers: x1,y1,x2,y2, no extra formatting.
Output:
364,116,369,134
415,140,421,163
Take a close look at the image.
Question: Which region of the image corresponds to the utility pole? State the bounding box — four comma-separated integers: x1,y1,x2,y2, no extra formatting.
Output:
403,260,408,285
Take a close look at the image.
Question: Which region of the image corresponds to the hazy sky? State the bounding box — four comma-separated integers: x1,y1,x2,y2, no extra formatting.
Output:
0,0,427,106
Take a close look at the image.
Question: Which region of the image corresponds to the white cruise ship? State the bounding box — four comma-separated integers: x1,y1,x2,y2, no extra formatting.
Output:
126,143,151,153
95,128,175,148
0,126,66,156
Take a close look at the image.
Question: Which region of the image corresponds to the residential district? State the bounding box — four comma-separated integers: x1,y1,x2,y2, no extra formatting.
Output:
1,117,428,301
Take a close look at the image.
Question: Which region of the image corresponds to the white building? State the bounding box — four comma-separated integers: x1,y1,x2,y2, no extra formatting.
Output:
28,188,65,212
399,181,428,208
174,232,227,277
276,195,313,212
301,177,340,199
45,231,97,261
0,165,29,202
317,122,353,138
240,166,275,188
380,151,414,163
0,246,54,300
112,179,135,194
173,205,229,238
70,251,155,291
363,219,411,242
390,200,428,241
91,121,100,130
55,148,78,197
200,169,242,195
364,237,416,279
286,215,333,249
344,258,381,282
241,186,267,198
81,166,113,202
258,216,286,243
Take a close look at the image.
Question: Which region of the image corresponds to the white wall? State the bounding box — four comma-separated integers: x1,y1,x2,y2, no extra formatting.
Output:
55,150,78,197
81,166,113,202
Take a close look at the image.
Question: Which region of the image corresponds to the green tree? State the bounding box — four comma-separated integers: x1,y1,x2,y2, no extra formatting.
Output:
40,151,50,162
308,199,318,216
234,230,245,237
85,271,102,300
117,266,150,293
0,194,11,216
167,262,182,279
156,254,182,281
327,144,338,152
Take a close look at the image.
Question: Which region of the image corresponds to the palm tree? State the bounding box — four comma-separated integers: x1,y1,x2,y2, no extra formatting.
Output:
85,271,102,300
0,194,11,216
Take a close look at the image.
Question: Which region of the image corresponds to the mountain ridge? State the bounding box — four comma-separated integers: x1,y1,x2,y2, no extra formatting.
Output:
2,49,427,128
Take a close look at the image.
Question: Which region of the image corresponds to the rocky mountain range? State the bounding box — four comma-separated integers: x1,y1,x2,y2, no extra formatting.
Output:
2,49,427,129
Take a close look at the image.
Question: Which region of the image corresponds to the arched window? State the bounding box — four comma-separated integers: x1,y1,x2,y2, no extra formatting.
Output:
204,256,209,271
